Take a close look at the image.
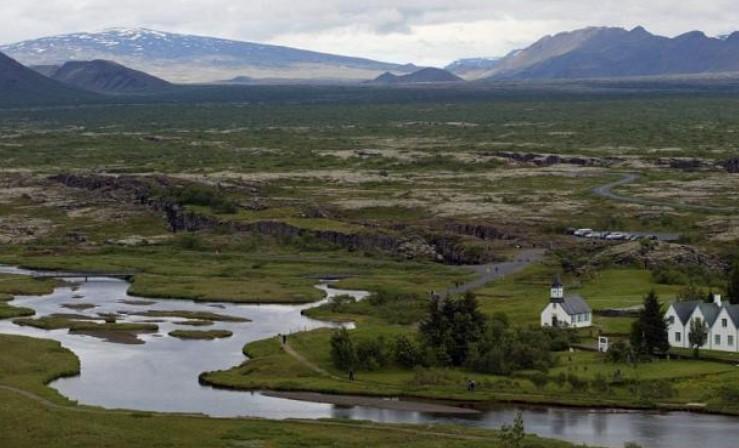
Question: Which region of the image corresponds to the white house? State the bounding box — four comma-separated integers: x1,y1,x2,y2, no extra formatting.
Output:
540,276,592,329
665,294,739,353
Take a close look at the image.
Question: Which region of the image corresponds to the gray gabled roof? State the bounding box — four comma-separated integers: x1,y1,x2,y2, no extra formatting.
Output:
671,301,702,325
561,294,591,315
698,303,721,327
669,301,725,327
724,305,739,327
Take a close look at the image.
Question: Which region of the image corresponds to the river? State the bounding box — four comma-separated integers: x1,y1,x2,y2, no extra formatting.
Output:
1,266,738,448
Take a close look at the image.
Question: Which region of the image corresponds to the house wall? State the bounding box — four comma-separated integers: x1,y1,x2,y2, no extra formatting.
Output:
710,308,739,353
665,307,688,349
569,312,592,328
666,305,739,353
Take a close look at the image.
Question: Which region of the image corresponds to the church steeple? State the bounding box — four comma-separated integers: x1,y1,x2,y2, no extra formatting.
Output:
550,274,564,303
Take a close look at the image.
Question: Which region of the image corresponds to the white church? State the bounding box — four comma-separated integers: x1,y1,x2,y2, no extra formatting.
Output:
540,275,592,328
665,294,739,353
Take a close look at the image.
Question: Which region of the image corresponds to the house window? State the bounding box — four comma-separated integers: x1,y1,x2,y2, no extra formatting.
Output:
675,332,681,342
715,335,721,346
729,335,735,346
723,318,728,328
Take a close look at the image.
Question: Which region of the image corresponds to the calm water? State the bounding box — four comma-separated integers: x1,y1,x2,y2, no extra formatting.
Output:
1,266,738,448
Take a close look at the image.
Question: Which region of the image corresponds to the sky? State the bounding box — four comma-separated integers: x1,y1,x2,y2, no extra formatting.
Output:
4,1,738,66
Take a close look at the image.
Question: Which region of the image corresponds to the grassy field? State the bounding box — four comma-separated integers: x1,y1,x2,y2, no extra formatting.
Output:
0,244,472,304
0,275,58,319
0,334,587,448
169,329,233,340
203,325,739,414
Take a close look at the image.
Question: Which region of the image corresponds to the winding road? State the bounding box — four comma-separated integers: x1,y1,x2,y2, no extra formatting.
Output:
442,248,546,298
591,172,737,213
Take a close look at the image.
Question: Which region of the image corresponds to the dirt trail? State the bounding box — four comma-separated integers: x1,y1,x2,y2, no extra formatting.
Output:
443,248,546,298
281,340,340,380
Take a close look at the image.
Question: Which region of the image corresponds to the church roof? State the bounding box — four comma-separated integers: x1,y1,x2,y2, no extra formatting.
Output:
560,294,591,315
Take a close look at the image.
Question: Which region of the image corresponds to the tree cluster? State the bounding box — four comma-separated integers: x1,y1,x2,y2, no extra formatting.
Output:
330,293,566,376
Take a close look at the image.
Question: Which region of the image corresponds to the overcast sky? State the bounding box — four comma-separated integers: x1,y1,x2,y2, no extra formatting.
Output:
4,1,738,65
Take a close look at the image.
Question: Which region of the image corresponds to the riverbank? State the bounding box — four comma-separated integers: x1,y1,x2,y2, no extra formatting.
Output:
201,327,739,418
0,333,588,448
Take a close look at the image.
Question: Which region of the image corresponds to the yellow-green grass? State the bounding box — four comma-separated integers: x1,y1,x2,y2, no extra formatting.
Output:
169,329,233,340
0,245,470,304
548,351,735,381
204,325,739,414
0,334,80,404
475,265,691,328
187,204,366,234
130,310,249,322
128,273,324,303
13,316,158,333
0,274,59,319
0,334,582,448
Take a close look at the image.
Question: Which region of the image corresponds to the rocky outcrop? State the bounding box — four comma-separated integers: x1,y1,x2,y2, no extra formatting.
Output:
492,151,616,167
588,241,727,272
51,173,514,265
724,158,739,173
443,222,516,241
656,158,710,171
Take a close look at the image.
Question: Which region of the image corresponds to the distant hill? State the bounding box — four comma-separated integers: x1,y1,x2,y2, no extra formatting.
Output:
49,60,171,94
0,51,96,106
30,64,61,77
445,57,501,79
222,76,255,85
478,27,739,80
1,28,418,83
371,67,464,84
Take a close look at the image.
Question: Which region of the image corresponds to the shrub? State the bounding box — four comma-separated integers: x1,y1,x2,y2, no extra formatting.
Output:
355,336,390,371
330,328,356,371
393,335,421,368
328,294,356,312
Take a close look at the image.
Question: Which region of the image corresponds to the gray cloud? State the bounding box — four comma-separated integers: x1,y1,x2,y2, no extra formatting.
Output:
3,1,738,65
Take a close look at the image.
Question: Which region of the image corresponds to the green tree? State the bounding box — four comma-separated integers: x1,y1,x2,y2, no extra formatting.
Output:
499,412,525,448
630,290,669,357
419,293,486,367
330,328,356,371
688,318,708,358
728,259,739,305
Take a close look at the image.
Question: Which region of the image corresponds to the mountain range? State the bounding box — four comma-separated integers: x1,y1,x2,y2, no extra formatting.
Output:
42,60,171,94
0,28,417,83
2,25,739,105
371,68,463,84
444,58,501,79
0,51,96,105
449,27,739,80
